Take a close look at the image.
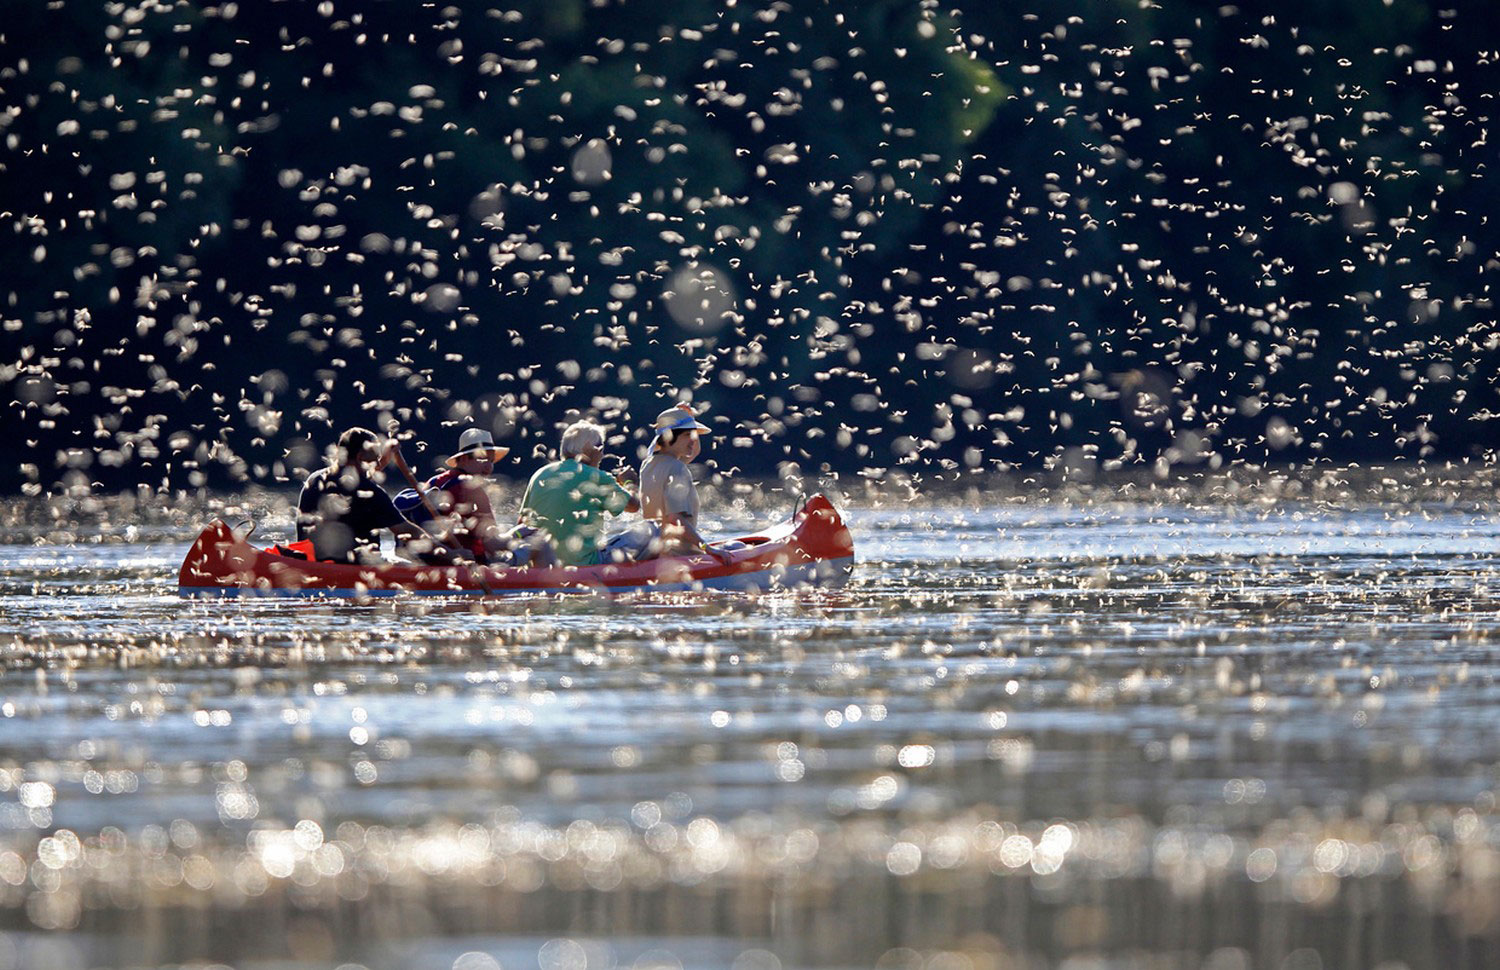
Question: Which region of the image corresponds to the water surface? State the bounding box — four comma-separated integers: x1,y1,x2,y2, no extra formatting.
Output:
1,490,1498,970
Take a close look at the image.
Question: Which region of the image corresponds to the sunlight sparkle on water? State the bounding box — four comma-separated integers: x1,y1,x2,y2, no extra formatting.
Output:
1,479,1499,965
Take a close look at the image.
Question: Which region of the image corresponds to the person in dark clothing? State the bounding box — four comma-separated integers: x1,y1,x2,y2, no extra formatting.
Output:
296,427,442,563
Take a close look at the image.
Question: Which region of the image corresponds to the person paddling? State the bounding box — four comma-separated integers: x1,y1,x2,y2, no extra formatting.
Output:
396,428,556,567
296,427,445,564
520,420,639,565
636,405,733,564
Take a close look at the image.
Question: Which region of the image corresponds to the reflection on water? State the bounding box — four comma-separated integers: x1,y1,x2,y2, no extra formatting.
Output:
1,487,1499,969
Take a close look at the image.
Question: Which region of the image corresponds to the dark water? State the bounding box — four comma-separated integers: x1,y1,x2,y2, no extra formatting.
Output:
1,492,1499,969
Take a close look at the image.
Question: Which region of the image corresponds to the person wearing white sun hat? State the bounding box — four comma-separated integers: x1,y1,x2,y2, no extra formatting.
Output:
395,428,556,566
633,404,733,564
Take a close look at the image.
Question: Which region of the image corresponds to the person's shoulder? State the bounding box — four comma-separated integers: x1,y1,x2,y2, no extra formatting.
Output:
455,473,491,496
296,467,325,512
355,469,394,497
527,460,566,488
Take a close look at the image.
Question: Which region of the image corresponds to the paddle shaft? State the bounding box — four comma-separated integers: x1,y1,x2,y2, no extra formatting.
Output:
388,445,446,525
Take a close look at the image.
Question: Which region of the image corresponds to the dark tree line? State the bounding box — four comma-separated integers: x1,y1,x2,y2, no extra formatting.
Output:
2,0,1497,494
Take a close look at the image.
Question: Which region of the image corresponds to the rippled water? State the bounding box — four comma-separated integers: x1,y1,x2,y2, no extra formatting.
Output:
2,489,1499,970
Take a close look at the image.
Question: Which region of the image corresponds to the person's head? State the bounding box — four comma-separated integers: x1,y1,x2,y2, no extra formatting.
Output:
560,420,607,465
454,452,493,476
651,405,710,462
445,427,510,474
335,427,383,469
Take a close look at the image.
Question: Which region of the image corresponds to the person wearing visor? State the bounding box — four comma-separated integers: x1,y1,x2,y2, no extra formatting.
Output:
636,404,733,564
396,428,556,567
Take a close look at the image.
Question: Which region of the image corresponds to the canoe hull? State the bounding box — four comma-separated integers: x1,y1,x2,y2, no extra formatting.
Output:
177,495,855,597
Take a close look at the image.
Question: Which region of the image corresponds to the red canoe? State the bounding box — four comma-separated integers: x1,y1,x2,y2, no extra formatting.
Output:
178,494,855,597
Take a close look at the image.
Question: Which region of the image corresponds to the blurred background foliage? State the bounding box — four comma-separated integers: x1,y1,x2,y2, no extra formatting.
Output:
1,0,1496,493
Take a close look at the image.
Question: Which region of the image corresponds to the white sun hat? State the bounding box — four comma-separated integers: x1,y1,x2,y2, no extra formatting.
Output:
445,427,511,468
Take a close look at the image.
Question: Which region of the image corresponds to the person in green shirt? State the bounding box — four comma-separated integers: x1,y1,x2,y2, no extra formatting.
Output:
519,420,639,565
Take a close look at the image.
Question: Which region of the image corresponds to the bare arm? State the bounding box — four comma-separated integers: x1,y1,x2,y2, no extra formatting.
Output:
667,511,733,565
459,481,503,543
611,465,640,514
